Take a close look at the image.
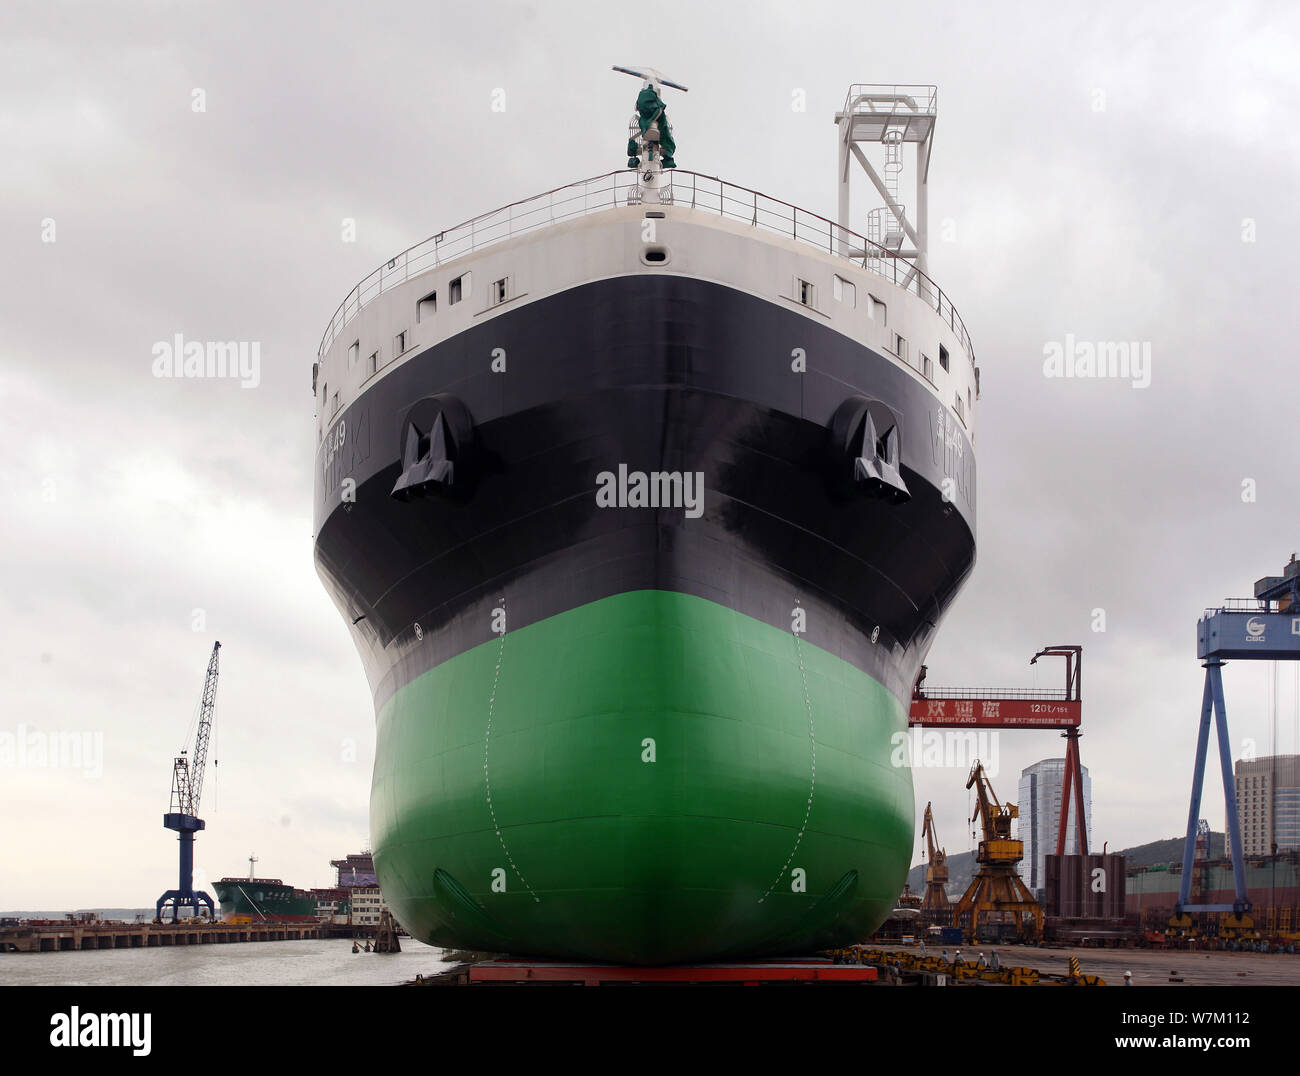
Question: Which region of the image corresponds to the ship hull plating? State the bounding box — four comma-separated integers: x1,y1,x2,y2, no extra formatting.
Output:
314,274,976,962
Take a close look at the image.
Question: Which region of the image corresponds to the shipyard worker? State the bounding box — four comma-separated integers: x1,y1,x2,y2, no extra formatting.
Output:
977,952,987,968
941,948,948,962
1123,970,1133,985
954,947,962,965
990,950,1000,970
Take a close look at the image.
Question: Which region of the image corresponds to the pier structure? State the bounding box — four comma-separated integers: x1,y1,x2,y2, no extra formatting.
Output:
0,918,320,953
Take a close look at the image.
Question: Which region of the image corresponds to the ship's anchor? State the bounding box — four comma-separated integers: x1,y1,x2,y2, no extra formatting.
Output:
391,394,475,500
830,396,910,504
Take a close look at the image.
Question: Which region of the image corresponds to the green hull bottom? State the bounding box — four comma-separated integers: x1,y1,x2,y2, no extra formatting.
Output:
370,590,913,964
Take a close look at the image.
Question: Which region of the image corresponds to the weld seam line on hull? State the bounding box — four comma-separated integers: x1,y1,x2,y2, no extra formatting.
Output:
482,595,540,903
758,609,817,903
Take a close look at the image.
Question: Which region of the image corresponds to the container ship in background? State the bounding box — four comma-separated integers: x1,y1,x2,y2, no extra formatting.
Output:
312,75,979,963
212,852,378,923
211,878,327,923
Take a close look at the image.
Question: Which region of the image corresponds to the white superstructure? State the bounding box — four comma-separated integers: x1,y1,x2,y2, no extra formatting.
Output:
313,171,978,453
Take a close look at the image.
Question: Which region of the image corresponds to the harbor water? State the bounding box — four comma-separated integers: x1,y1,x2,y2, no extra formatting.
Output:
0,937,450,986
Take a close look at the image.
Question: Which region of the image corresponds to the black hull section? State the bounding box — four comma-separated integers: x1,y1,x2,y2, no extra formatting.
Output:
314,275,976,705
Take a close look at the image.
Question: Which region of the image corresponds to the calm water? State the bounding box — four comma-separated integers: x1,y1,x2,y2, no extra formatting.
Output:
0,937,450,986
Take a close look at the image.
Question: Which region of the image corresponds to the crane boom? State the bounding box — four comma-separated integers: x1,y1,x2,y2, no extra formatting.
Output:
922,802,944,866
168,641,220,817
187,641,220,814
966,760,1015,844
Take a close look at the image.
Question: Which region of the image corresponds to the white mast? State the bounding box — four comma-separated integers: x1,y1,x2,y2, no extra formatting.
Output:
834,85,937,292
614,65,688,206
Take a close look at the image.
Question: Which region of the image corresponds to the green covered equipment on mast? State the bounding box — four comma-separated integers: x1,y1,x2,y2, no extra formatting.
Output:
613,65,687,169
628,85,677,168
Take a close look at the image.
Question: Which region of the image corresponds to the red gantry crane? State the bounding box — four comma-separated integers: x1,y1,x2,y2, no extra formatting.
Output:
910,644,1088,857
906,645,1092,942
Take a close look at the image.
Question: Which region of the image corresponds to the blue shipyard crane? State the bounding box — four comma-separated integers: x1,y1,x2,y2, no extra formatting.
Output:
155,641,220,922
1173,555,1300,932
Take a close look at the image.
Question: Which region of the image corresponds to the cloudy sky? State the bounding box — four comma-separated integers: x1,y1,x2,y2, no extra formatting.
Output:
3,0,1298,909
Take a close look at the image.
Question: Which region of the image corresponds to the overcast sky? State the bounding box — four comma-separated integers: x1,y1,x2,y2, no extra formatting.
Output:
3,0,1298,909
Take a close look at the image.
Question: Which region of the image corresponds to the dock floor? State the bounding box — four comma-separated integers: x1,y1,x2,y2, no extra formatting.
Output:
871,942,1300,986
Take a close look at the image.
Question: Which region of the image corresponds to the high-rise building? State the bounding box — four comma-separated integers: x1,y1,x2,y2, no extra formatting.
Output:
1235,755,1300,856
1017,758,1092,899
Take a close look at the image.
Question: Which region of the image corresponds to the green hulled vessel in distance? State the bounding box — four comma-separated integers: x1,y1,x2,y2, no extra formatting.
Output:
212,877,322,922
312,77,978,963
212,853,374,922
